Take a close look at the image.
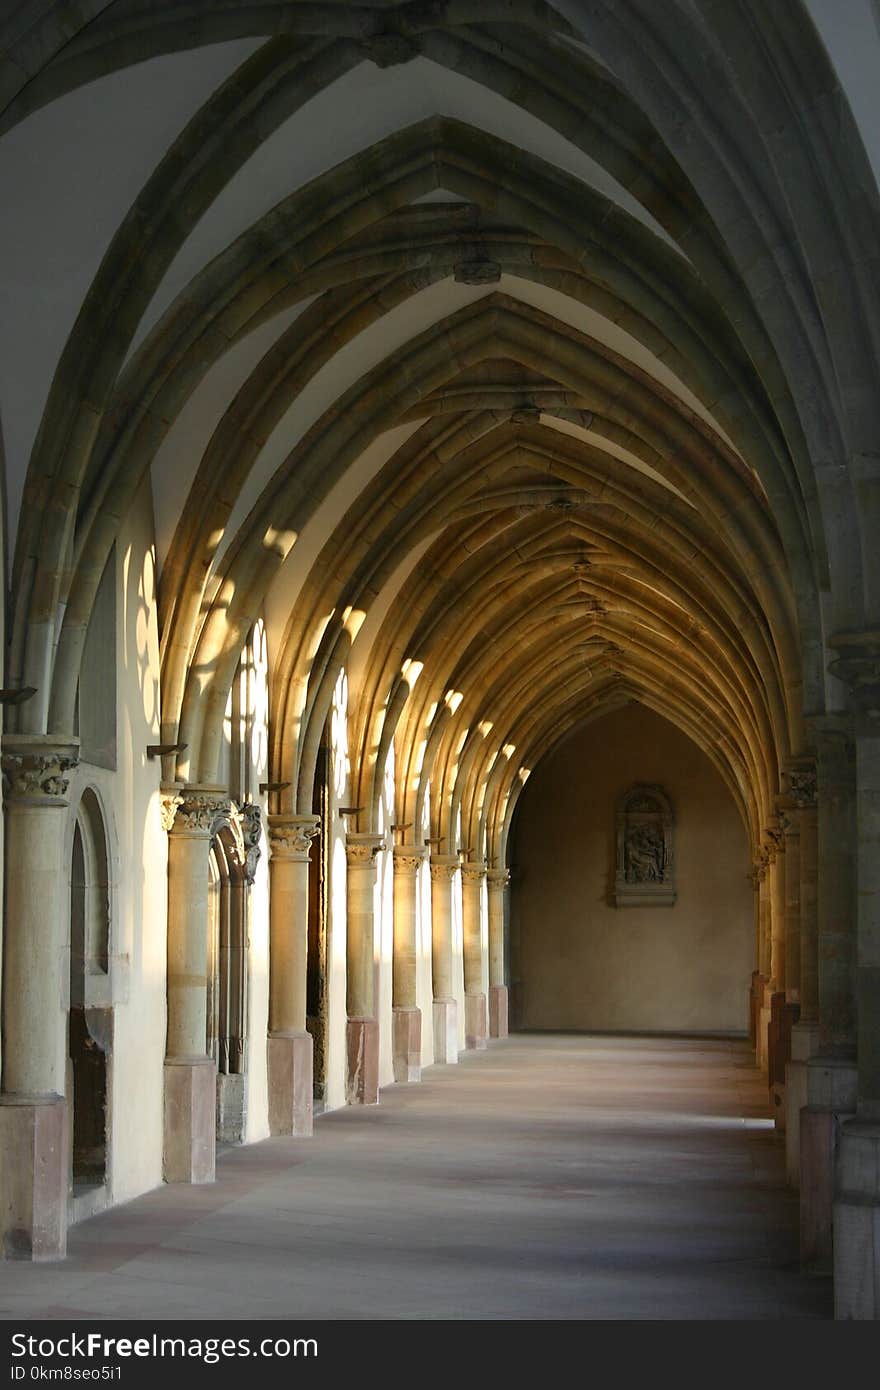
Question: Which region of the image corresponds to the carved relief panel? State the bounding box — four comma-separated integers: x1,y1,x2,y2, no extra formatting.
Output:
615,785,676,907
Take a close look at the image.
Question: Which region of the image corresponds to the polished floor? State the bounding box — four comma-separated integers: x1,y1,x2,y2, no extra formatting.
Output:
0,1035,831,1320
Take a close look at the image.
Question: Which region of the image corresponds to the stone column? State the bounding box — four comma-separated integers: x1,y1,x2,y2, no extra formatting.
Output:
0,737,78,1260
461,860,488,1049
800,721,858,1270
827,637,880,1317
748,862,763,1051
487,868,510,1038
767,810,800,1131
763,824,786,1100
163,785,230,1184
786,765,818,1185
345,832,385,1104
430,854,459,1063
392,845,425,1083
756,850,773,1071
267,814,319,1136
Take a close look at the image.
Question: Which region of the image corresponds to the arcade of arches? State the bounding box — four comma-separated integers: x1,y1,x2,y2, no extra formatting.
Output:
0,0,879,1321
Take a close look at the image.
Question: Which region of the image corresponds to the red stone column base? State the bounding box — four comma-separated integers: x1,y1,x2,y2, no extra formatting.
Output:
489,985,508,1038
0,1096,68,1260
465,992,488,1051
392,1006,421,1083
346,1018,379,1105
432,998,458,1064
163,1058,216,1184
268,1031,314,1136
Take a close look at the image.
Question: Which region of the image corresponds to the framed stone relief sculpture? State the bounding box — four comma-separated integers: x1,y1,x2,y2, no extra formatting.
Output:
615,785,676,907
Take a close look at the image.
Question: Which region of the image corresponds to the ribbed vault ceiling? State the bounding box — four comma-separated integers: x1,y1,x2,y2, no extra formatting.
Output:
2,0,880,866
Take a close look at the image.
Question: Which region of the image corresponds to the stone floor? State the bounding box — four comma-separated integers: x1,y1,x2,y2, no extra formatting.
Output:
0,1035,831,1320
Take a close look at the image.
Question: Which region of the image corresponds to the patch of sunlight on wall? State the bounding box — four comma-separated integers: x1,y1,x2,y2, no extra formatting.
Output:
331,669,350,802
445,688,464,714
262,525,297,562
251,618,269,778
401,657,424,689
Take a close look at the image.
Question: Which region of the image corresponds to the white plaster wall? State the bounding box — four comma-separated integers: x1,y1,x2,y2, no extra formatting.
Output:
415,788,435,1069
243,621,270,1144
375,744,395,1090
0,39,262,547
324,671,350,1113
512,704,752,1035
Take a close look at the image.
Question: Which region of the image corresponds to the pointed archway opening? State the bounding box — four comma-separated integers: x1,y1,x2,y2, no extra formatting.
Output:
509,703,752,1036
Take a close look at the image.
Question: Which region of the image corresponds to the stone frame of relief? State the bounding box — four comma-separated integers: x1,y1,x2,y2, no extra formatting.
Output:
614,784,676,907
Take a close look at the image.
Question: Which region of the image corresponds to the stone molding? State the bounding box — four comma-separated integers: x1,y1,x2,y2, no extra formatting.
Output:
268,813,320,861
430,854,460,882
1,737,79,802
238,803,263,885
392,844,427,874
346,833,386,866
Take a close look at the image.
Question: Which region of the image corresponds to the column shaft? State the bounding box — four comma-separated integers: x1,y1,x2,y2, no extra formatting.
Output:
163,786,230,1185
0,738,79,1261
267,815,318,1136
430,855,459,1064
461,861,487,1049
392,846,425,1083
783,819,800,1003
166,828,213,1059
815,726,857,1057
392,847,423,1009
487,868,510,1039
345,833,385,1104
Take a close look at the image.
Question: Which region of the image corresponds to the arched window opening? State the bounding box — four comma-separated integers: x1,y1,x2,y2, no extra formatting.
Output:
68,789,112,1195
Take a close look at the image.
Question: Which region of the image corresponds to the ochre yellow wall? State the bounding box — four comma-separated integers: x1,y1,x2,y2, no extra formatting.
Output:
511,704,752,1035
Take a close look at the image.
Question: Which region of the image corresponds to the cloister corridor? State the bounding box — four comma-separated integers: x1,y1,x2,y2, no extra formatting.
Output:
0,1037,831,1322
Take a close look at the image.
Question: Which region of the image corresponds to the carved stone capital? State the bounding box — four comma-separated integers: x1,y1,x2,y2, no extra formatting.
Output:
486,869,511,890
167,786,232,837
828,631,880,716
1,737,79,803
460,861,487,885
346,832,385,867
430,854,460,883
392,844,426,874
268,814,320,861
